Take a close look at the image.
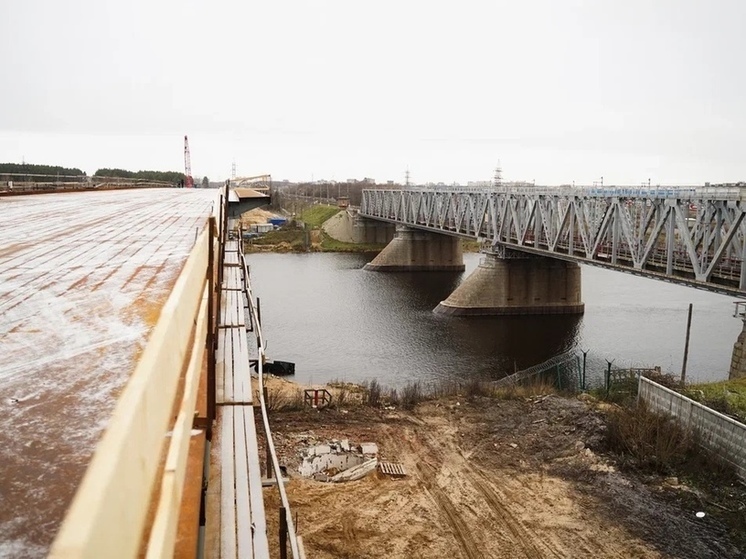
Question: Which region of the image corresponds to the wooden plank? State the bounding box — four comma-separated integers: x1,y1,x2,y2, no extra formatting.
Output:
203,409,223,559
173,430,205,559
237,328,251,404
236,291,247,330
229,290,238,330
242,406,269,556
219,282,230,326
229,267,241,289
216,329,226,404
234,328,244,404
49,229,210,559
146,286,209,558
234,405,253,559
220,407,237,559
224,329,234,404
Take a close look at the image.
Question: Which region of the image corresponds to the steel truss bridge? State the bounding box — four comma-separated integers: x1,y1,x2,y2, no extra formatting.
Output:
360,186,746,295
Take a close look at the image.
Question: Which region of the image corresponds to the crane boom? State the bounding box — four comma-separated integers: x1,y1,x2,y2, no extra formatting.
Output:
183,135,194,188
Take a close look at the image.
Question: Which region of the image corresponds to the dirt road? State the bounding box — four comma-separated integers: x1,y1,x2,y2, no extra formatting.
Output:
264,388,744,558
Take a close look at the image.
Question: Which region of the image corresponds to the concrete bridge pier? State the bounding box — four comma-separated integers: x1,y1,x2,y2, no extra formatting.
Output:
364,226,465,271
434,248,585,316
352,212,396,244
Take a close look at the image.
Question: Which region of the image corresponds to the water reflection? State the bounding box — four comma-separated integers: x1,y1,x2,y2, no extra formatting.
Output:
248,251,738,388
249,252,585,387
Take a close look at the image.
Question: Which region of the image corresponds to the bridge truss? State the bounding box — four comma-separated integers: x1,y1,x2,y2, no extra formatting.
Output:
360,187,746,295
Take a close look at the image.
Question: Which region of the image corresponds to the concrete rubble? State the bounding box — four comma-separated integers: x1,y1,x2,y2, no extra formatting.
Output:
298,438,379,482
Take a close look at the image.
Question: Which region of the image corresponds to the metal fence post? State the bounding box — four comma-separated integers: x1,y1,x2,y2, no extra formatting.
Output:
605,360,613,398
264,386,272,479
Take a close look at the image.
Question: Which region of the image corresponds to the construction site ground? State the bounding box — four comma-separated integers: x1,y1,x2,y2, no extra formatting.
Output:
259,378,746,559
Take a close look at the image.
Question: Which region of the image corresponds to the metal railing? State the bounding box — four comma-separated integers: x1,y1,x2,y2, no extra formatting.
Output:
0,173,178,194
238,231,302,559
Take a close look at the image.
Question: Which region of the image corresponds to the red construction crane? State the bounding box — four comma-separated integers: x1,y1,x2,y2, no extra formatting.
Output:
183,135,194,188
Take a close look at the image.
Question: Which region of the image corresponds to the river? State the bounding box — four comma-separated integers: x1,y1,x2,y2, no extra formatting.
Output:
247,252,741,389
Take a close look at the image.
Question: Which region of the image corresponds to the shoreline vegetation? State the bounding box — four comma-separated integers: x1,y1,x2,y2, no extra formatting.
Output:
241,203,481,254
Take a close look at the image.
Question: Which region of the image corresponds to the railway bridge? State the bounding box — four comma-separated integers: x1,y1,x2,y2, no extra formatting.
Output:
360,185,746,376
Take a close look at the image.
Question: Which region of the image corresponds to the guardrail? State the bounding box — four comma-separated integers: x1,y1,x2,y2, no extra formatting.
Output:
0,174,178,195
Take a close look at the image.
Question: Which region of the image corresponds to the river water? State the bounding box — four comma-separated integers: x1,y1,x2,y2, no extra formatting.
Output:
247,252,741,388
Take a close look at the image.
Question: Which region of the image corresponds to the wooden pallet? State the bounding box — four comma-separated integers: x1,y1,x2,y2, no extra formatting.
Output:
379,462,407,477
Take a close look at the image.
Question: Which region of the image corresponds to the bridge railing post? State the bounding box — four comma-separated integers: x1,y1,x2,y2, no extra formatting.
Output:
206,216,216,431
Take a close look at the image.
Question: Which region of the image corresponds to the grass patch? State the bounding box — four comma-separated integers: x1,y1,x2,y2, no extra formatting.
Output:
682,378,746,422
357,377,557,410
494,380,557,400
250,228,304,245
604,401,739,489
300,205,340,227
319,231,387,253
265,387,305,411
605,403,694,474
244,224,309,252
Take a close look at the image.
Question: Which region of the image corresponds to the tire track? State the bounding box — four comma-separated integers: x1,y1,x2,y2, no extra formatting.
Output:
416,459,482,559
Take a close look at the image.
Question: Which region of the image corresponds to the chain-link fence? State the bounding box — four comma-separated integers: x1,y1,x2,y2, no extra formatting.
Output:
496,350,663,395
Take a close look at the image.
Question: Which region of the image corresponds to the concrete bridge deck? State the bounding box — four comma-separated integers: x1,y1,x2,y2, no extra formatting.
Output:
0,188,215,556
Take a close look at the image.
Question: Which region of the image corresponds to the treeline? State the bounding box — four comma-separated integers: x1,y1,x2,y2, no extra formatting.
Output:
0,163,85,177
94,168,185,184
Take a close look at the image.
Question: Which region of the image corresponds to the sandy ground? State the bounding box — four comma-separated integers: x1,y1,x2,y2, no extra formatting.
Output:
240,208,280,226
0,188,216,558
259,378,745,559
322,210,356,243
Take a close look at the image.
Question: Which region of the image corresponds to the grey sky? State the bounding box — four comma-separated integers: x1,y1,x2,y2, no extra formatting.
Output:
0,0,744,184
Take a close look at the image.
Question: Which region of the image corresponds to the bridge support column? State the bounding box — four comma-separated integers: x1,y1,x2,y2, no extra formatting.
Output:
729,320,746,379
352,214,395,244
434,249,584,315
364,226,465,271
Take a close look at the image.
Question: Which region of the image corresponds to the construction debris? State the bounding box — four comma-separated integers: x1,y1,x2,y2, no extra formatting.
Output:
379,462,407,477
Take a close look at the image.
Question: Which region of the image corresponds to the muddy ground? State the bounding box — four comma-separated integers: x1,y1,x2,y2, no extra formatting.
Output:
258,381,746,559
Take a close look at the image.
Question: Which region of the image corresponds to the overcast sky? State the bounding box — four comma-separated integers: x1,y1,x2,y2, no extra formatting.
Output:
0,0,744,185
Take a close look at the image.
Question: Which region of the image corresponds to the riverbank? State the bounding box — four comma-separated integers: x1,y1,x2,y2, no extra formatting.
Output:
259,375,746,558
240,204,481,253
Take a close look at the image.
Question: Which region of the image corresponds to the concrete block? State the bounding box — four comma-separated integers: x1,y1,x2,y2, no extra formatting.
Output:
361,442,378,455
331,458,378,482
309,444,331,456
